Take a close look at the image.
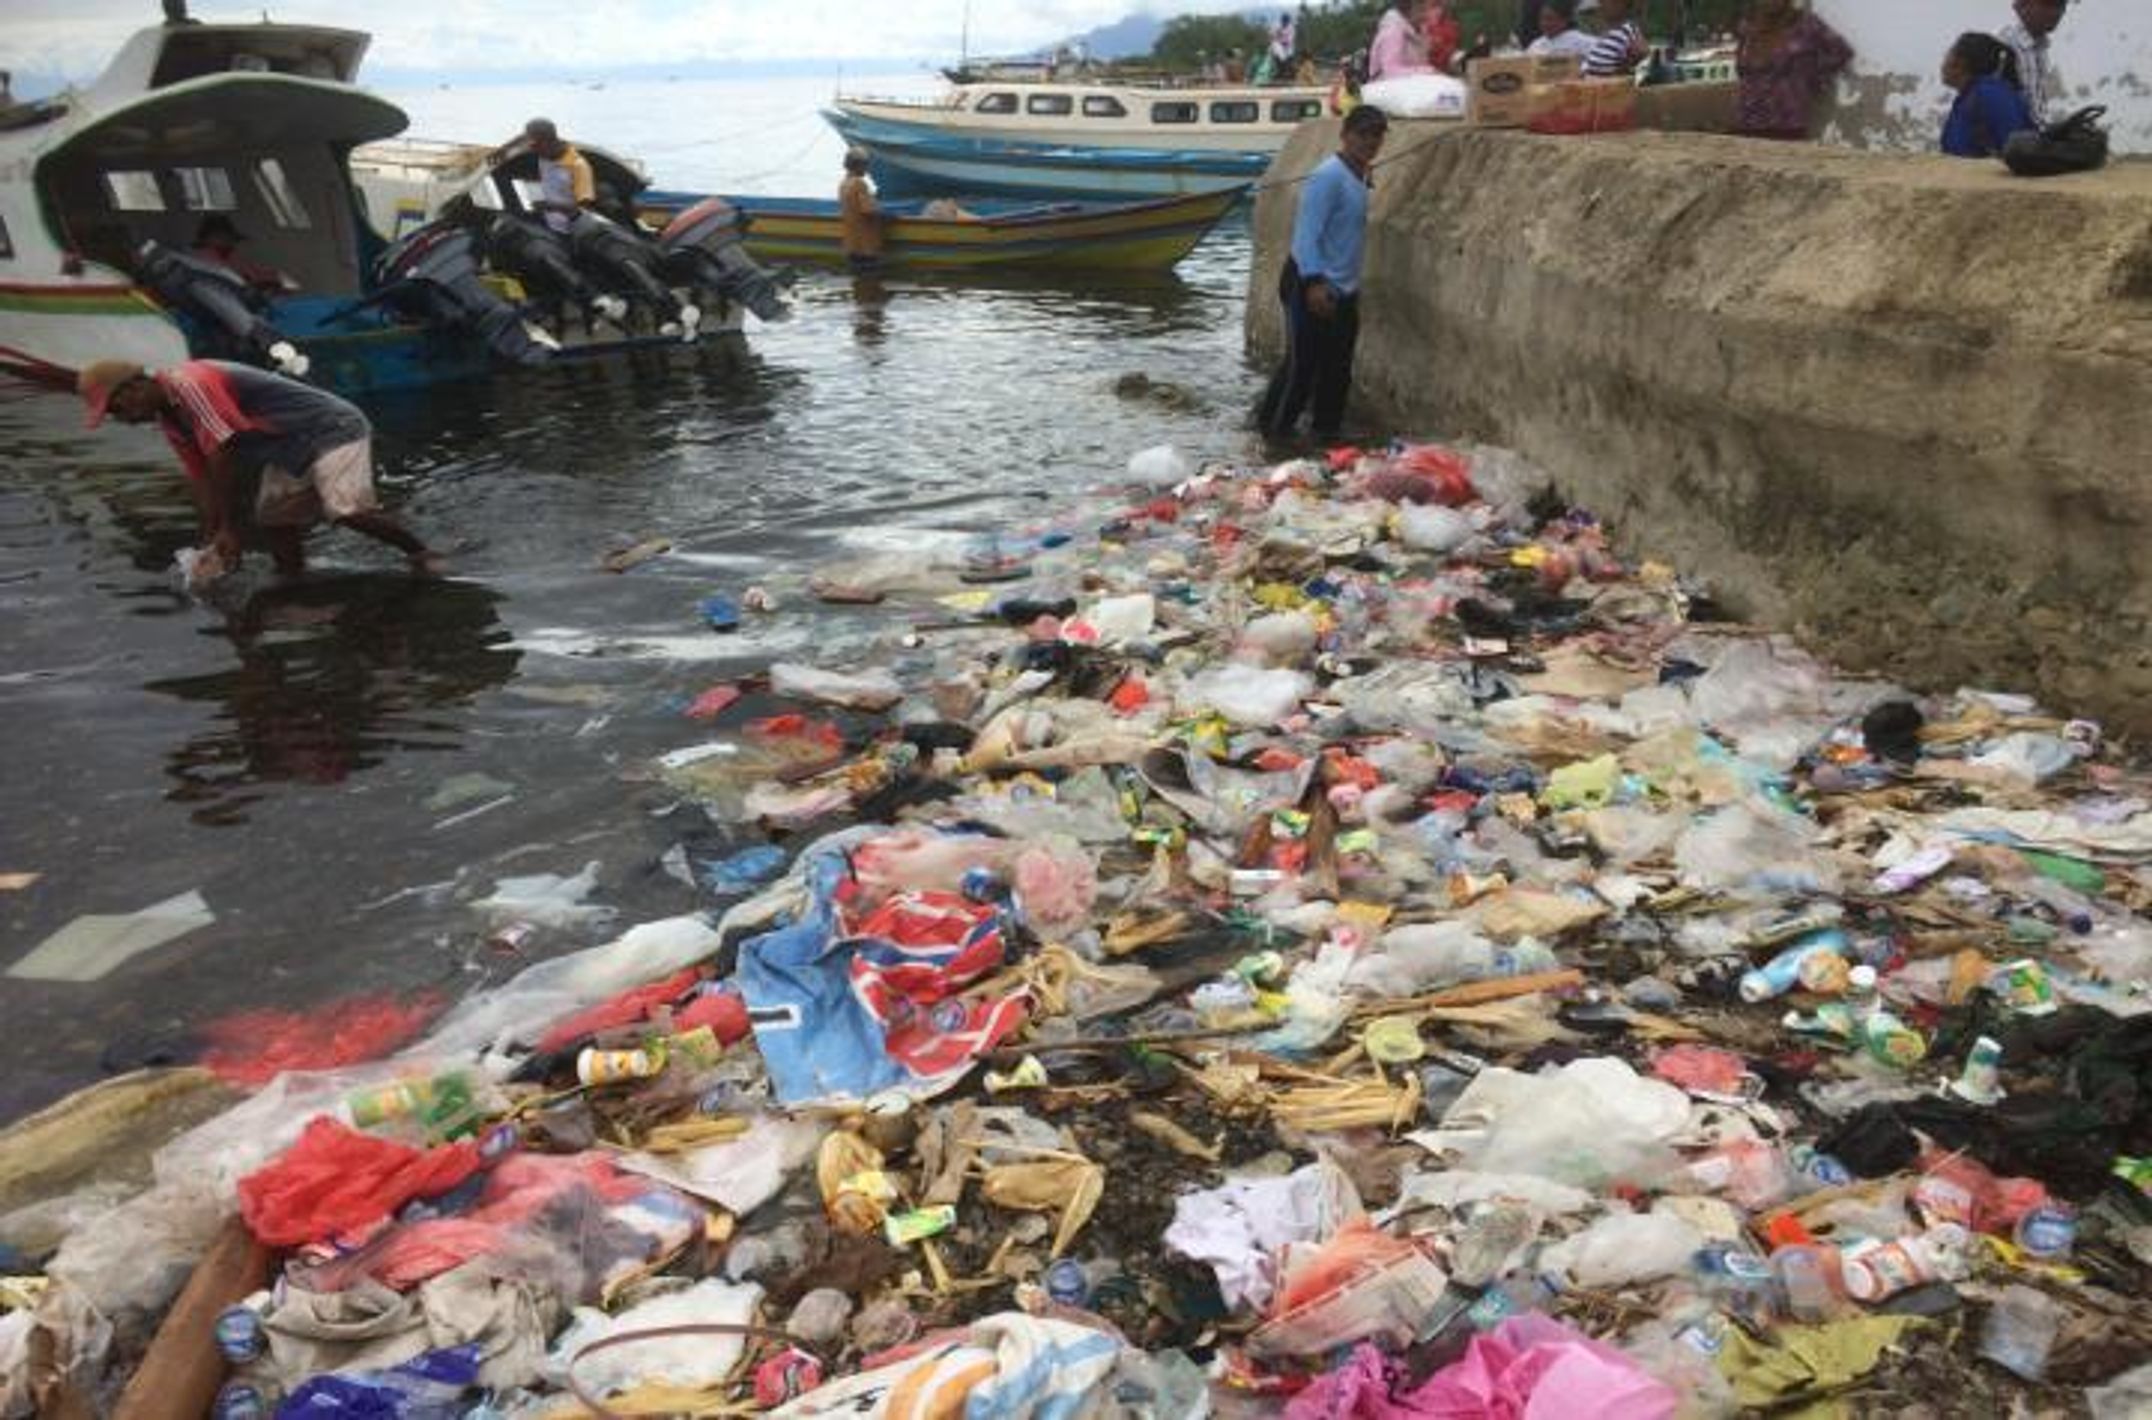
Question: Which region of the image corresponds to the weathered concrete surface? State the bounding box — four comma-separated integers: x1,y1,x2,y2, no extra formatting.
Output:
1815,0,2152,155
1250,124,2152,733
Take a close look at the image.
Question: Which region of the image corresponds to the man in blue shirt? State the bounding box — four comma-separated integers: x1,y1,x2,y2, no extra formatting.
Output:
1258,104,1388,442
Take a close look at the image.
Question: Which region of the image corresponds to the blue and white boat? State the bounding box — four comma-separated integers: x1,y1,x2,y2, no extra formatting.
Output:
826,80,1335,200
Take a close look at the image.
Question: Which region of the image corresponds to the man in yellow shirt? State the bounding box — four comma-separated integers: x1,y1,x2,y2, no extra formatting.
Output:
839,150,887,272
522,117,596,235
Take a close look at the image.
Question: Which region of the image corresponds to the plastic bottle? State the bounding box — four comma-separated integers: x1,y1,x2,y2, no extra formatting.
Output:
1739,933,1852,1003
1690,1244,1776,1317
1687,1140,1795,1210
1840,1226,1969,1303
2014,1203,2077,1260
1770,1244,1843,1323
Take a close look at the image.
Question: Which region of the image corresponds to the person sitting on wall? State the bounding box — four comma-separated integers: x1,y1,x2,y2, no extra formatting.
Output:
1528,0,1599,61
1424,2,1463,74
1369,1,1435,81
1733,0,1852,141
1999,0,2067,122
1940,32,2036,158
1581,0,1649,77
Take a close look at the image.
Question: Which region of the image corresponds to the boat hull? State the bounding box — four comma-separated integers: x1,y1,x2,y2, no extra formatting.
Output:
824,109,1268,200
0,282,191,384
638,189,1243,273
0,287,748,397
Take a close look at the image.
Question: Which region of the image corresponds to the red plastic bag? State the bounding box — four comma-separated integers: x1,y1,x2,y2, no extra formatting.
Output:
1360,445,1476,507
535,967,702,1053
238,1117,482,1247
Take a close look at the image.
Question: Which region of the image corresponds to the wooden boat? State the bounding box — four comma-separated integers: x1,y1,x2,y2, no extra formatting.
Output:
826,79,1334,200
637,188,1245,273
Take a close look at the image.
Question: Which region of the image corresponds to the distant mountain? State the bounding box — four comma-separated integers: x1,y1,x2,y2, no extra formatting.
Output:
1064,14,1168,60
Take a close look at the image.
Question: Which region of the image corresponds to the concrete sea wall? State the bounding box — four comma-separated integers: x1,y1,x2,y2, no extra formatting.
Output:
1249,123,2152,733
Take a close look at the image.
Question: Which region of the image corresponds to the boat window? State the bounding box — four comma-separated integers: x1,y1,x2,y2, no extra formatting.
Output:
1271,99,1324,122
1151,101,1199,124
973,92,1019,114
1082,96,1128,118
253,158,312,229
0,214,11,260
102,171,166,212
174,167,237,212
1210,101,1261,124
1026,94,1074,116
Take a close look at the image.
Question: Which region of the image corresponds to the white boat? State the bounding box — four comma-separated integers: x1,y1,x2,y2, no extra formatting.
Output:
0,16,784,396
826,79,1337,199
0,18,401,381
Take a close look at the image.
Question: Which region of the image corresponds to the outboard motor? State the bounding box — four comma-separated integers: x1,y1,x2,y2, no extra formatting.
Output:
562,210,700,340
657,198,791,324
482,214,627,332
373,222,555,367
134,241,309,376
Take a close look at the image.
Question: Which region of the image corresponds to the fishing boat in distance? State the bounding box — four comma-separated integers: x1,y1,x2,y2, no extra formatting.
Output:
637,188,1245,273
0,14,787,396
825,79,1334,200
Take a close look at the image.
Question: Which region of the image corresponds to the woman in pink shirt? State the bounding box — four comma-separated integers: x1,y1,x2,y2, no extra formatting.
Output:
1369,1,1435,81
1735,0,1853,140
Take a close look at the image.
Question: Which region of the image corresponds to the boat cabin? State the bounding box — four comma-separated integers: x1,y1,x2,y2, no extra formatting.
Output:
21,23,404,298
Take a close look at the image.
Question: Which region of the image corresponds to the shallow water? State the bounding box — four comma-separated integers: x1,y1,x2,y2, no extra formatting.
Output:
0,76,1276,1122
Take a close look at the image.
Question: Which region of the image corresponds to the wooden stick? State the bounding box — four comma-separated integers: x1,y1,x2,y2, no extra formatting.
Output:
1347,969,1585,1018
112,1215,272,1420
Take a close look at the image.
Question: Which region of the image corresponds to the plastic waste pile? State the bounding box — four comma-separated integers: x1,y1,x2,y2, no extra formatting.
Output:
5,439,2151,1418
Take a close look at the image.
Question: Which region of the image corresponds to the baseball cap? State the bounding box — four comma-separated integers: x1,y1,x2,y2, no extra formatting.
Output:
78,359,147,429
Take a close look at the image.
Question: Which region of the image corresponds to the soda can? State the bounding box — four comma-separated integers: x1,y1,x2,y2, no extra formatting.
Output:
752,1348,822,1407
213,1303,264,1364
2014,1204,2077,1260
211,1382,272,1420
576,1047,661,1087
345,1080,423,1129
1044,1258,1090,1307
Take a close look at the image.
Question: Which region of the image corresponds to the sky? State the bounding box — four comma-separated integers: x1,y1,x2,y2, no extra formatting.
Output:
1,0,1253,87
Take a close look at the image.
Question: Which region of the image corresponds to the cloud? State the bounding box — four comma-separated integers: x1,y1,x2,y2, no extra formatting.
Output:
2,0,1255,81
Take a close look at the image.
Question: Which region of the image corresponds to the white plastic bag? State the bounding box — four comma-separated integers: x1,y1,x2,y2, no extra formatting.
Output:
769,662,904,710
1183,666,1311,728
1127,444,1193,488
1396,503,1477,555
1360,74,1468,118
1539,1207,1704,1289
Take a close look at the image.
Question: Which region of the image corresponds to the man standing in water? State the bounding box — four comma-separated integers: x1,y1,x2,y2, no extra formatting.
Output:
838,150,887,273
1257,105,1388,444
78,359,441,579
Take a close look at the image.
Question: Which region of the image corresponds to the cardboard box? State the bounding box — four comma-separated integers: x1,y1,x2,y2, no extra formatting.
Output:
1466,54,1583,127
1526,77,1641,134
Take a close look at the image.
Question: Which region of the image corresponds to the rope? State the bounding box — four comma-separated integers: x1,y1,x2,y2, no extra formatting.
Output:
1246,126,1457,196
565,1321,821,1419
